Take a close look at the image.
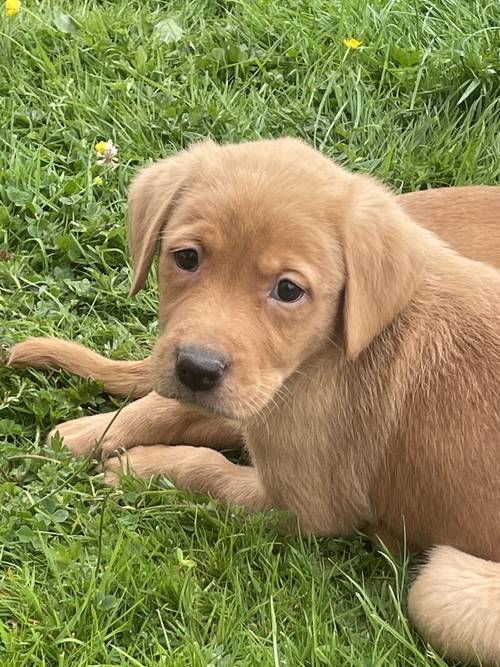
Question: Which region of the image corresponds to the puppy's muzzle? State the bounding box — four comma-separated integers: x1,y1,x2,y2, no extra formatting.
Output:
175,346,228,392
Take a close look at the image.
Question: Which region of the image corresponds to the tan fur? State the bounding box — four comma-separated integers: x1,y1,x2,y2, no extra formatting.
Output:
38,392,239,458
342,176,430,359
127,147,209,296
399,186,500,269
8,138,500,665
408,547,500,665
8,337,151,398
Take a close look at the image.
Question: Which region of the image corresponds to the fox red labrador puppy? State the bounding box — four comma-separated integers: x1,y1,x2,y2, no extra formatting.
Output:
10,139,500,664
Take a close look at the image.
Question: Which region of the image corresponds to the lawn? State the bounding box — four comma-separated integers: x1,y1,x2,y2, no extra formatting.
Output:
0,0,499,665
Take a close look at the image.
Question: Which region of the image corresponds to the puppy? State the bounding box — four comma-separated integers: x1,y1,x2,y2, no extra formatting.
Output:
9,139,500,664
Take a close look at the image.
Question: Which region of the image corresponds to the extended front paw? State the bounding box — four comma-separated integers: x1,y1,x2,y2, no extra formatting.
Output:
48,412,123,458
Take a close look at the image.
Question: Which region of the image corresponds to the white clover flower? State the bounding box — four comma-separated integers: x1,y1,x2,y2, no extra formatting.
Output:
95,139,118,168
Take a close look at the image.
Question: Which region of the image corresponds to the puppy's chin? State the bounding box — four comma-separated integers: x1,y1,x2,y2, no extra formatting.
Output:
154,376,282,423
153,379,236,420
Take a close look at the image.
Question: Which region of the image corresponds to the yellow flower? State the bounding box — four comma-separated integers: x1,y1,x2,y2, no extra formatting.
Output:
93,176,103,186
343,38,362,49
5,0,21,16
95,141,108,154
95,139,118,167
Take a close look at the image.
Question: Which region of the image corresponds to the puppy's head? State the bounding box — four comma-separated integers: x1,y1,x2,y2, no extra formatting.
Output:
129,138,428,420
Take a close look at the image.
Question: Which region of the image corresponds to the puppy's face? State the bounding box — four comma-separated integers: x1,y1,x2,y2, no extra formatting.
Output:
153,158,346,420
130,139,427,421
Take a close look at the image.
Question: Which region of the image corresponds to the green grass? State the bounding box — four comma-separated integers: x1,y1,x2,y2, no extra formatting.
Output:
0,0,498,664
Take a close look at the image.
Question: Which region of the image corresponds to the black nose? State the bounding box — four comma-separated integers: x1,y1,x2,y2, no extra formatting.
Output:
175,346,227,392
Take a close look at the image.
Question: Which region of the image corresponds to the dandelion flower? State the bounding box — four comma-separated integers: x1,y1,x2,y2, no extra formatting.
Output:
343,38,362,49
95,139,118,167
5,0,21,16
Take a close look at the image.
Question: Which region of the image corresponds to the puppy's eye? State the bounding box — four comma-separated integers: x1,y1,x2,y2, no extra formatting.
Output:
174,249,199,272
271,279,305,303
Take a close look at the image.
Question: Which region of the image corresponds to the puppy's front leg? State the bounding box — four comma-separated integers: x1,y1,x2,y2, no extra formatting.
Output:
51,392,242,458
103,445,268,512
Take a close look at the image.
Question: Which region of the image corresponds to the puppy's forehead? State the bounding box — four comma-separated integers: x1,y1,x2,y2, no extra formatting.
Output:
177,147,347,240
177,177,322,260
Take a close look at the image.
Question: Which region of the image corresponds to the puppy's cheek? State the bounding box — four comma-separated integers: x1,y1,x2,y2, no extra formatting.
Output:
224,374,285,419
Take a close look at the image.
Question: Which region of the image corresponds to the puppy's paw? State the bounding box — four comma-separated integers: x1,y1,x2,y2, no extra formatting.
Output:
102,444,218,488
102,446,161,485
48,412,124,458
101,458,122,486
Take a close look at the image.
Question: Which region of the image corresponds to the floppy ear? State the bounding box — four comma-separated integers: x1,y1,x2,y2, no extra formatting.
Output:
128,140,216,296
342,175,429,360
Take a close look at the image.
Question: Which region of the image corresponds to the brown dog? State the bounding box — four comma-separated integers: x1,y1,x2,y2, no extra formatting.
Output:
9,139,500,664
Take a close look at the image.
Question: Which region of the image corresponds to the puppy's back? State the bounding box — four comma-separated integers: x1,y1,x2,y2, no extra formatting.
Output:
399,186,500,269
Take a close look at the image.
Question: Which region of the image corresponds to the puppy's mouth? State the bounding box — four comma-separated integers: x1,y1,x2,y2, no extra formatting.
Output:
155,375,282,422
160,384,233,419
